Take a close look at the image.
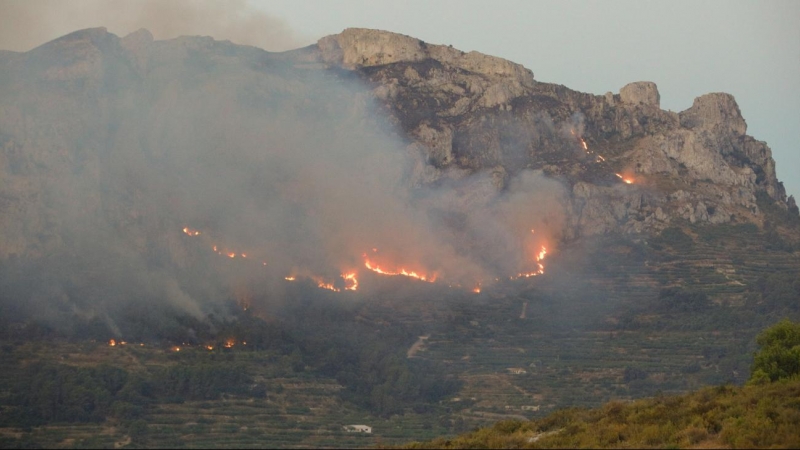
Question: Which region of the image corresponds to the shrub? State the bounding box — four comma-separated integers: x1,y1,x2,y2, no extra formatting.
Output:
749,319,800,383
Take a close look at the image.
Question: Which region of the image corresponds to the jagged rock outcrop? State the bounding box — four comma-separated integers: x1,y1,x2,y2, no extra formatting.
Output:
308,28,794,238
318,28,534,86
620,81,660,107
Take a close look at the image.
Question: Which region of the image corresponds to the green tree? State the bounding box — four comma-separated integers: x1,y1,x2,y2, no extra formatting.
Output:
749,319,800,383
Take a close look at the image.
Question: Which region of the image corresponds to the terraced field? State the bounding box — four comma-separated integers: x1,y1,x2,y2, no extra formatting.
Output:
0,341,457,448
365,226,800,427
1,226,797,448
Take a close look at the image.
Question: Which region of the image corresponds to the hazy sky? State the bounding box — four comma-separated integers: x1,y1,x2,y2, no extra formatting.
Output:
1,0,798,198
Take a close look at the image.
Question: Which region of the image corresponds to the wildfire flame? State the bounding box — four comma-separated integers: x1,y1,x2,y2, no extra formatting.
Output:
108,339,116,347
363,257,436,282
342,272,358,291
615,173,634,184
182,227,201,237
315,278,340,292
224,339,235,348
516,245,548,278
181,225,557,297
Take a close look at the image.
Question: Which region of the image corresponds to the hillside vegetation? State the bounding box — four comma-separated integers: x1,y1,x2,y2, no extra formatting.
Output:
404,320,800,449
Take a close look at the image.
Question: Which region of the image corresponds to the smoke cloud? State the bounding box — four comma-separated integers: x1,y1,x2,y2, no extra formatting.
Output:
0,0,303,53
0,26,569,337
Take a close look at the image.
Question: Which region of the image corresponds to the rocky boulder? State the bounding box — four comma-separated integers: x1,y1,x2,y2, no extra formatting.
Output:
619,81,661,108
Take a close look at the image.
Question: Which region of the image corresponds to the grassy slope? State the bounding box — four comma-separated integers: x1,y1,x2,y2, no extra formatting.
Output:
403,378,800,449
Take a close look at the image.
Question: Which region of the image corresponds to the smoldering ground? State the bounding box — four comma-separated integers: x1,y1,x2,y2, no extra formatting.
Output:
0,28,571,338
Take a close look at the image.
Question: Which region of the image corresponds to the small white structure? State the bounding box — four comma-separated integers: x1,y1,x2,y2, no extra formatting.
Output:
507,368,527,375
521,405,540,411
343,424,372,434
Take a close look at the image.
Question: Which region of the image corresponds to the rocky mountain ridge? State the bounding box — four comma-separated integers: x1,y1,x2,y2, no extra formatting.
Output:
309,28,796,238
0,26,796,266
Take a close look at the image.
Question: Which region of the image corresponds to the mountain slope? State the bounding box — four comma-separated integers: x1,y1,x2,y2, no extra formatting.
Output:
312,28,797,238
403,378,800,449
0,27,799,448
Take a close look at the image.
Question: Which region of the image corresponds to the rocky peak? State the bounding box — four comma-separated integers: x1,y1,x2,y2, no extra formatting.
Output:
619,81,661,108
312,31,795,237
121,29,153,73
317,28,534,87
680,92,747,136
121,28,154,48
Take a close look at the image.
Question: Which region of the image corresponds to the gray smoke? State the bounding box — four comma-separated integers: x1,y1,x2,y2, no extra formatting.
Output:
0,0,303,53
0,26,569,335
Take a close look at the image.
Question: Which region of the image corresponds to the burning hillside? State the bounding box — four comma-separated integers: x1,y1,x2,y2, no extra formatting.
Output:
182,224,552,294
0,27,795,337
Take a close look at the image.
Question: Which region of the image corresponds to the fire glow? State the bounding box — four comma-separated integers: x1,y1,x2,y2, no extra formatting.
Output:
571,129,636,185
615,173,634,184
182,226,553,296
516,245,548,278
312,276,340,292
182,227,201,237
363,256,437,282
342,272,358,291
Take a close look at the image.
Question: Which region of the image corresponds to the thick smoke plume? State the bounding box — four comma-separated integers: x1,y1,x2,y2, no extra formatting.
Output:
0,0,303,53
0,27,568,337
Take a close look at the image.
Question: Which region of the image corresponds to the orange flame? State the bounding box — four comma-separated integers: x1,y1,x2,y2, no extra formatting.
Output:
108,339,116,347
182,227,201,237
615,173,634,184
516,245,548,278
224,339,235,348
342,272,358,291
363,257,436,282
284,276,296,281
314,277,340,292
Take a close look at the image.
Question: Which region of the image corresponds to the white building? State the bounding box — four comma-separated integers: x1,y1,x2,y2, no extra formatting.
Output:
343,424,372,434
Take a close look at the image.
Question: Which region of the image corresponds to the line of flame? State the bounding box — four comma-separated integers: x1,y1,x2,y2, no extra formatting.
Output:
363,257,436,282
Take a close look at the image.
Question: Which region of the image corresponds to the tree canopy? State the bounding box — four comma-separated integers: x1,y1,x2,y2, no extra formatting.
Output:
749,319,800,384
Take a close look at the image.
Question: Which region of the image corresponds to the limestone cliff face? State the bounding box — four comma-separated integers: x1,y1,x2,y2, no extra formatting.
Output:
311,28,794,238
0,27,795,265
